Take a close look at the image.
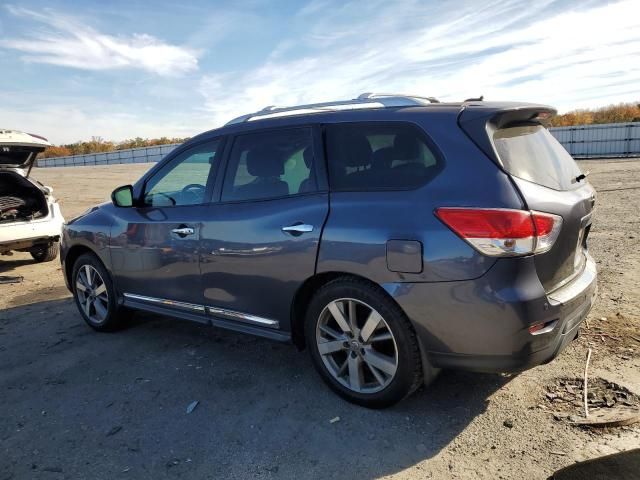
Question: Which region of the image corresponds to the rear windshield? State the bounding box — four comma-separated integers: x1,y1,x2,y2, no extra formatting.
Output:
493,124,582,191
0,149,34,166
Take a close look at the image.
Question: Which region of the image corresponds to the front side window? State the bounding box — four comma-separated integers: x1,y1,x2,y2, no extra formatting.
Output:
326,122,442,191
222,127,315,202
143,140,221,207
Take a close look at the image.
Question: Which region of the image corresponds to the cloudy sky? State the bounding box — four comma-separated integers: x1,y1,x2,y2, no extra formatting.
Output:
0,0,639,144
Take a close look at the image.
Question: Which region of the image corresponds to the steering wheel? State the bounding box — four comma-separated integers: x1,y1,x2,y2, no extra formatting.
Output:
181,184,206,204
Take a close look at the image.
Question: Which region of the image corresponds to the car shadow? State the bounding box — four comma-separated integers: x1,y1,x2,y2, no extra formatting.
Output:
549,449,640,480
1,298,512,479
0,256,35,274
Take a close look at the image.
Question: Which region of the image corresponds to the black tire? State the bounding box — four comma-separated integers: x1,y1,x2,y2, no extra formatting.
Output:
72,253,130,331
30,241,59,262
304,277,423,408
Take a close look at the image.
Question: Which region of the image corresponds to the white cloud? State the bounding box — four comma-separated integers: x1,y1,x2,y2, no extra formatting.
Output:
0,86,207,144
1,5,198,76
1,102,203,144
200,0,640,125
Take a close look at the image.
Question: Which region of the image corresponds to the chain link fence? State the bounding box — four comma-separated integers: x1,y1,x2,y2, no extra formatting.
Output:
37,143,180,168
550,122,640,158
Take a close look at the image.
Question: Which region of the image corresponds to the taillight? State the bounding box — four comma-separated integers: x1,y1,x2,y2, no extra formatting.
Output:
434,208,562,257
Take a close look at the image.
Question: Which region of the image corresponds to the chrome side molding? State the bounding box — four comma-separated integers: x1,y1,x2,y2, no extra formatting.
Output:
123,293,205,312
207,306,280,329
122,292,280,329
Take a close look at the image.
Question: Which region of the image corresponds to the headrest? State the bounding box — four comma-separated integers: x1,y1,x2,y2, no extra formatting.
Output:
302,147,313,168
372,146,394,169
341,133,373,167
246,147,284,177
393,132,421,160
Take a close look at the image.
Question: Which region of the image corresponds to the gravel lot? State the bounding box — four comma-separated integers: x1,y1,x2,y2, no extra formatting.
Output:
1,159,639,479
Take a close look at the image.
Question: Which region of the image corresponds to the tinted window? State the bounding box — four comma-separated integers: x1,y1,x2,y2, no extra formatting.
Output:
493,124,583,191
0,148,34,166
222,128,315,201
143,140,221,207
326,123,441,191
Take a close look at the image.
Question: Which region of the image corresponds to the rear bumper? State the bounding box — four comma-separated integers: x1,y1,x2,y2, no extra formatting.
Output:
385,252,597,373
0,202,64,253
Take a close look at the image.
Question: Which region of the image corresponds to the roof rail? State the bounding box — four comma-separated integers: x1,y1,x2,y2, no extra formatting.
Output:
357,92,440,104
224,93,439,125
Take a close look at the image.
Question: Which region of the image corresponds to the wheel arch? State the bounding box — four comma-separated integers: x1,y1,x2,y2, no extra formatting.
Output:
291,271,413,349
64,245,104,291
291,271,439,387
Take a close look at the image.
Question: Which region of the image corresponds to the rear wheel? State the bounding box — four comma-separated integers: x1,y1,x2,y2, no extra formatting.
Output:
72,253,129,331
30,241,59,262
305,278,424,408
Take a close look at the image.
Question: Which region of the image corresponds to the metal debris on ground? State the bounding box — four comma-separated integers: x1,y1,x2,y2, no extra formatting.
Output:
186,400,199,414
583,348,592,418
0,275,23,284
329,416,340,424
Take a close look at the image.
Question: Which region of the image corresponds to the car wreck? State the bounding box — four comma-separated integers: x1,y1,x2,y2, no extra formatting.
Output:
0,129,64,262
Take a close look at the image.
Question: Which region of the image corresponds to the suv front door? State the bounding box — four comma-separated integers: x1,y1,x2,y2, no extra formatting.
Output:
110,139,224,312
200,127,328,334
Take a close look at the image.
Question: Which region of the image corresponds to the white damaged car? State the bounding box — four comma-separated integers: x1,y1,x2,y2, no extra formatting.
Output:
0,130,64,262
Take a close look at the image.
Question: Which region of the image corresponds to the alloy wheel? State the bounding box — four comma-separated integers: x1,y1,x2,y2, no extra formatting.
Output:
75,264,109,324
316,298,398,393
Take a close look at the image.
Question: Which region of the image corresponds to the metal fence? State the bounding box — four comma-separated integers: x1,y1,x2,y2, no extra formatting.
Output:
549,122,640,158
36,121,640,168
37,143,180,168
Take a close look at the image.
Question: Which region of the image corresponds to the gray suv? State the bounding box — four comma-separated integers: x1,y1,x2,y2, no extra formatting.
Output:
61,94,597,408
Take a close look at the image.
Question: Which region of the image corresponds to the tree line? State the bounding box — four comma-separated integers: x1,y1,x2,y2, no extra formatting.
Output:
546,101,640,127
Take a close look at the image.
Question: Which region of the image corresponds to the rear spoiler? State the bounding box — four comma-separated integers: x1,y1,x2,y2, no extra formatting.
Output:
457,103,556,166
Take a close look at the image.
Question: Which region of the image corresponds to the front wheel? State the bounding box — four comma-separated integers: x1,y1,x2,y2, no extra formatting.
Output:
72,253,129,331
304,278,424,408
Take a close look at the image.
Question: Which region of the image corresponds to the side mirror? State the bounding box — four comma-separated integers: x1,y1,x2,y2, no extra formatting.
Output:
111,185,134,208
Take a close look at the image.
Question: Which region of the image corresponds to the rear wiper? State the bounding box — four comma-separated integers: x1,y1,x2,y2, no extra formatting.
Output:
572,171,590,184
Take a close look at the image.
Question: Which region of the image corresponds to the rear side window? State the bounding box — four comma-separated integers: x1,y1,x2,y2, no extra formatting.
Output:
326,123,442,191
493,124,583,191
222,127,316,202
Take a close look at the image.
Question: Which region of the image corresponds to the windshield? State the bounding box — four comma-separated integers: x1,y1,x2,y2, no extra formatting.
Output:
493,124,583,191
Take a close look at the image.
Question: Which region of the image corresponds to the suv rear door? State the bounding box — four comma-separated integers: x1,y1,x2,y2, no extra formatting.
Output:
459,107,595,293
199,126,328,334
492,124,595,292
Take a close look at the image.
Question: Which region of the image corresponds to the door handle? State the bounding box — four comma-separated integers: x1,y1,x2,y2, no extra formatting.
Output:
282,223,314,235
172,227,195,237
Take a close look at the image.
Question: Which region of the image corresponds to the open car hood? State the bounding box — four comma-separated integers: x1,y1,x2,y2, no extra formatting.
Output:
0,129,51,176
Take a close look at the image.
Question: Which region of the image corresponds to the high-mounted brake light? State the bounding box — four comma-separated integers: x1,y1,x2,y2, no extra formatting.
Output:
434,208,562,257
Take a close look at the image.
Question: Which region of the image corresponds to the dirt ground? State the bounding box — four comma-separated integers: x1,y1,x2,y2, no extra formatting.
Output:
1,160,639,479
